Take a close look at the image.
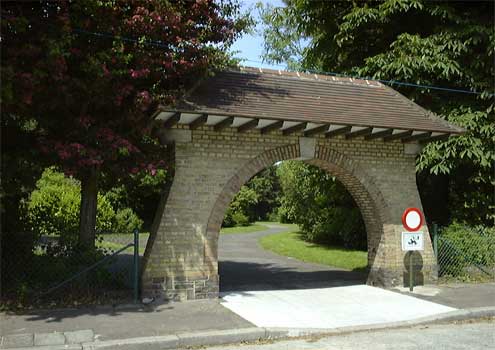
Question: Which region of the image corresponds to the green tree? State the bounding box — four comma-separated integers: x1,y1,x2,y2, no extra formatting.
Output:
277,161,366,249
261,0,494,226
223,185,259,227
244,166,281,221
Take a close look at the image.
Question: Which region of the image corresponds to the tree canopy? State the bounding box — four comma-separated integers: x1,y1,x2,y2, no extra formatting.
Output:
1,0,248,244
261,0,494,225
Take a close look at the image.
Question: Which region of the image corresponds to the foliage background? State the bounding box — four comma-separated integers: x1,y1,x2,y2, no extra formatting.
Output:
260,0,494,227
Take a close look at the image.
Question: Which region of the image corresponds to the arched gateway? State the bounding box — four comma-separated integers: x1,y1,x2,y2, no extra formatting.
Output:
141,67,463,301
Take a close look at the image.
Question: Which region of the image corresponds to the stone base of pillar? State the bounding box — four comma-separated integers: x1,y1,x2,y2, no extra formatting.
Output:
142,274,219,302
367,264,438,288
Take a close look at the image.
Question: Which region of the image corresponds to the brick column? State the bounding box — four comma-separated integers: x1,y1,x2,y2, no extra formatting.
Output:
312,143,437,288
365,151,438,287
141,131,247,301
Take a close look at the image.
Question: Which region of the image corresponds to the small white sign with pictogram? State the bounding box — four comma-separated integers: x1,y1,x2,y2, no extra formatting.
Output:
402,232,424,251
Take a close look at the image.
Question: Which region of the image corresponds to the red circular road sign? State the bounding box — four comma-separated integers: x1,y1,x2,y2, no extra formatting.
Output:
402,207,423,232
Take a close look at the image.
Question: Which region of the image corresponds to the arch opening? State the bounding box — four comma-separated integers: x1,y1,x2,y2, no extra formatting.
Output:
205,144,389,292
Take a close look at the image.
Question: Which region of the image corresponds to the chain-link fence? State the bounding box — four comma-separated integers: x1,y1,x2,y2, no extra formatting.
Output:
0,229,146,310
433,224,495,283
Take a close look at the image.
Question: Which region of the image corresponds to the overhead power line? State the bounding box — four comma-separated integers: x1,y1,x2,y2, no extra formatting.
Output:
239,59,494,97
12,24,491,98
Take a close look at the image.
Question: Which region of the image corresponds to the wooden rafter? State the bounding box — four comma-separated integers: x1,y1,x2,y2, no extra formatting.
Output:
282,122,307,136
420,133,450,144
237,119,259,133
213,116,234,131
401,132,432,143
345,127,373,139
304,125,329,137
325,126,352,138
163,112,181,128
260,120,284,134
383,130,413,142
188,114,208,130
365,129,393,140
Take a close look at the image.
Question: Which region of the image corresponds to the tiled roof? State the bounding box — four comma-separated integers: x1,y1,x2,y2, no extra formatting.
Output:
156,66,464,141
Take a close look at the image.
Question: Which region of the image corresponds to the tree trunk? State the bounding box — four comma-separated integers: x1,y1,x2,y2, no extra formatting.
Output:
79,167,98,249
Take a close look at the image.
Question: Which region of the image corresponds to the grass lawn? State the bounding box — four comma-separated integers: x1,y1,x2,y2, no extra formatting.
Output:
220,223,268,234
260,230,368,271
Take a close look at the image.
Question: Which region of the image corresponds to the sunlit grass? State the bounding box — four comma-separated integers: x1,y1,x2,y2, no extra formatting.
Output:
260,230,367,271
220,223,268,234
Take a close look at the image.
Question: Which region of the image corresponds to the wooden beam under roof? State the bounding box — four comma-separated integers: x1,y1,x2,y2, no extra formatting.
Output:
237,119,259,133
188,113,208,130
383,130,413,142
365,129,393,140
213,116,234,131
163,112,181,128
282,122,307,136
304,124,329,137
420,133,450,144
260,120,284,134
345,127,373,139
325,125,352,138
401,131,432,143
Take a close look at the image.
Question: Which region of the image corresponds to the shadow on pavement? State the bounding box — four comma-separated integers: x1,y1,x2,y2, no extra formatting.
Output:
219,260,366,292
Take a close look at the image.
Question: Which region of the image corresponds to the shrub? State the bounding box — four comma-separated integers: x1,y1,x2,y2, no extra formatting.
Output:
222,185,259,227
25,168,143,240
232,211,250,226
438,222,495,279
115,208,143,233
267,209,281,223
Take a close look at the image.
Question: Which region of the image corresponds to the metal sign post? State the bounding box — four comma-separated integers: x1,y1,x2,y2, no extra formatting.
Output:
402,231,424,291
401,208,424,292
409,251,413,292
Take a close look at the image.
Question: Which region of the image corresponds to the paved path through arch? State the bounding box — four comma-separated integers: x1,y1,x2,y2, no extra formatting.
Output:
219,224,455,329
218,223,366,292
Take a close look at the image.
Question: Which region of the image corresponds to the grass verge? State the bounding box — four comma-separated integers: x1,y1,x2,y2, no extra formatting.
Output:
220,223,269,234
259,230,367,271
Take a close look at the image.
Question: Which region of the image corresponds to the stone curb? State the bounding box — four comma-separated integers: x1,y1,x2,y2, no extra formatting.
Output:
1,330,94,350
2,307,494,350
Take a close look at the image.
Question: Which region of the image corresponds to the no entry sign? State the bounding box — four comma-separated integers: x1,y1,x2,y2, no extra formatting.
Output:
402,207,423,232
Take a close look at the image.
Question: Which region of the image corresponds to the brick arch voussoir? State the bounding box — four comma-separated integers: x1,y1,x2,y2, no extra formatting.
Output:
314,145,390,224
206,144,300,235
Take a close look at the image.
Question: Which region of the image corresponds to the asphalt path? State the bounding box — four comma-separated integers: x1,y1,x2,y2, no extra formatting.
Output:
218,223,366,292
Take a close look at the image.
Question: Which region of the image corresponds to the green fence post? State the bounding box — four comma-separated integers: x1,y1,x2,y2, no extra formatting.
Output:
433,223,438,258
133,228,139,304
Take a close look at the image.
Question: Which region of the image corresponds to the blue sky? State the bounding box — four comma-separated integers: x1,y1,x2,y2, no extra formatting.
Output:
229,0,286,69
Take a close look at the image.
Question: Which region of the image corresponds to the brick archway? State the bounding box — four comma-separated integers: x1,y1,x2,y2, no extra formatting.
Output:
142,66,461,301
204,143,389,286
141,127,437,301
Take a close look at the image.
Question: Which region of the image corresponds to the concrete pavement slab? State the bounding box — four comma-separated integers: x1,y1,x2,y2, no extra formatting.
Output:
0,333,33,349
64,330,94,344
33,332,65,346
220,285,456,328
